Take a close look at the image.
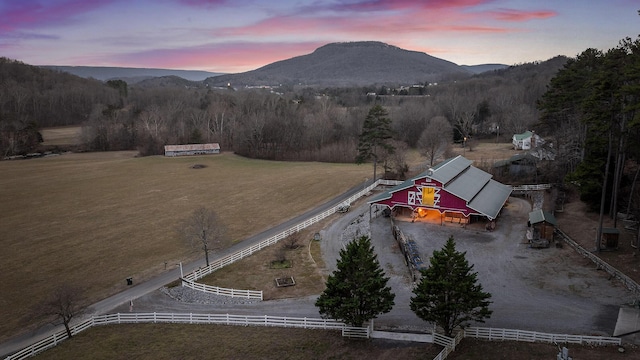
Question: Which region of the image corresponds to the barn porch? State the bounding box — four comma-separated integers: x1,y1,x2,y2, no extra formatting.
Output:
389,206,489,231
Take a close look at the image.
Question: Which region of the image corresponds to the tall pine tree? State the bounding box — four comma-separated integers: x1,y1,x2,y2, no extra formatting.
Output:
410,236,492,337
315,235,395,327
356,105,395,180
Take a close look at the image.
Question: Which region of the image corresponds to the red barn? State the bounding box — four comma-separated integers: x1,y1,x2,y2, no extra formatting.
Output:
369,156,512,224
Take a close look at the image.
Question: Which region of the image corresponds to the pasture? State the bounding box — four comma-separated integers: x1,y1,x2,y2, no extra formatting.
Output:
0,151,371,341
39,126,82,147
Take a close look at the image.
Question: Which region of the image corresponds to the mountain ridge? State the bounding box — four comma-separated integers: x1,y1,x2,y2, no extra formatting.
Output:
41,65,223,82
205,41,483,87
40,42,509,86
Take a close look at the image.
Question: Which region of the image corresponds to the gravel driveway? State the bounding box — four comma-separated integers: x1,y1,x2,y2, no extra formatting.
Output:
120,195,634,337
322,196,635,336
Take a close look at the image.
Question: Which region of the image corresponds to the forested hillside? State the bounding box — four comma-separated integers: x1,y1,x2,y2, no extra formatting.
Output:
0,58,121,155
538,37,640,216
0,54,565,164
2,34,639,223
205,41,470,87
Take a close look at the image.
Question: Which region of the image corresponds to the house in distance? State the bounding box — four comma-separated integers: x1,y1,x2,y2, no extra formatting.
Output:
512,130,542,150
164,143,220,157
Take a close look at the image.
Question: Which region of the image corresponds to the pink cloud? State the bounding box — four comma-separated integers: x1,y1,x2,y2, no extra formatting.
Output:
208,0,550,43
0,0,114,34
214,16,337,37
320,0,491,12
488,9,557,21
211,5,508,41
177,0,232,7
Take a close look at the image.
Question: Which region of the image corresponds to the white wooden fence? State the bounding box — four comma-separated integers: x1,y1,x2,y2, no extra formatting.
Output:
180,279,263,300
431,331,464,360
182,179,402,297
4,313,366,360
464,326,620,345
6,315,623,360
511,184,552,192
430,326,621,360
555,228,640,296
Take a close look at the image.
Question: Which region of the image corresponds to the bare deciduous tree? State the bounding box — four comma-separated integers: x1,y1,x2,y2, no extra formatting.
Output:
179,207,227,267
385,139,409,180
282,232,301,250
455,109,476,140
418,116,452,166
33,284,85,339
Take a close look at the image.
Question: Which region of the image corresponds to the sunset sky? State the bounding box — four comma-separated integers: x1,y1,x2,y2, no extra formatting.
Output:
1,0,638,74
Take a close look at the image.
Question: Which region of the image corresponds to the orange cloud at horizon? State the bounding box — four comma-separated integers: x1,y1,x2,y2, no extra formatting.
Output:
107,41,327,73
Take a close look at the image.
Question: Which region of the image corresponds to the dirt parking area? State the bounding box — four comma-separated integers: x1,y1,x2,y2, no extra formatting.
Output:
321,195,635,336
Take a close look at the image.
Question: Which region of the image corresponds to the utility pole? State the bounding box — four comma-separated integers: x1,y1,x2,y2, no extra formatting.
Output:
463,137,467,156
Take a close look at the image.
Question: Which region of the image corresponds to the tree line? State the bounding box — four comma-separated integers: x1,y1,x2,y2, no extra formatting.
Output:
538,36,640,244
1,56,561,166
3,35,639,223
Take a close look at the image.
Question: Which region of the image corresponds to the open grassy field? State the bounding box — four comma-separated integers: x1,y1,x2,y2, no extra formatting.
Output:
39,126,82,146
0,151,371,340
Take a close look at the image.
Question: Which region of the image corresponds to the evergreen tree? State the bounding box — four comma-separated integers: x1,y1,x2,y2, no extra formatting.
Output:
356,105,395,180
315,235,395,327
539,37,640,217
410,236,492,337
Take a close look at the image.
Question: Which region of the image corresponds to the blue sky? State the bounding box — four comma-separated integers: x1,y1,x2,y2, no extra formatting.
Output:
1,0,638,73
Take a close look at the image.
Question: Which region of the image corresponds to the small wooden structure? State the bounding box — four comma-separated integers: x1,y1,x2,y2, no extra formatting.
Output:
528,209,556,247
600,227,620,250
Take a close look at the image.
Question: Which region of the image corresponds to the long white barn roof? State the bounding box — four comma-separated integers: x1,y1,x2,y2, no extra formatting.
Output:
164,143,220,151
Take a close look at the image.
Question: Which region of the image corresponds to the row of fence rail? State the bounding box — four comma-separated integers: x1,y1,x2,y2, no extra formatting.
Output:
4,311,622,360
181,179,402,296
3,313,364,360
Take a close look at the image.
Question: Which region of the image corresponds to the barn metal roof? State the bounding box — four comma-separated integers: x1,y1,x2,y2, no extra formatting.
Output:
164,143,220,151
429,156,473,185
368,155,512,220
467,180,513,219
513,131,533,141
528,209,557,226
445,165,492,202
367,178,415,203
